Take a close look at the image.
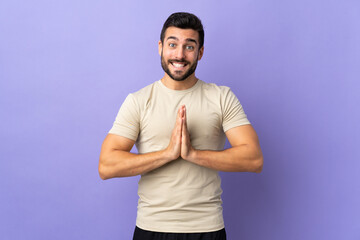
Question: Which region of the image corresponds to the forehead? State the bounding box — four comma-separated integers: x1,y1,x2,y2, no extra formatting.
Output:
164,27,199,42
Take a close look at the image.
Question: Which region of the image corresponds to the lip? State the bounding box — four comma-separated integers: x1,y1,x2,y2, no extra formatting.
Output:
170,61,188,70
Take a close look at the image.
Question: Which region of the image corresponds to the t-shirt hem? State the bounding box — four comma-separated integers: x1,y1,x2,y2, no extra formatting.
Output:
136,221,225,233
108,130,138,141
223,121,251,133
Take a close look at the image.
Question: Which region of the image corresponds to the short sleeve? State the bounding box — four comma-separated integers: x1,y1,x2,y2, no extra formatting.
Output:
108,94,140,141
221,87,250,132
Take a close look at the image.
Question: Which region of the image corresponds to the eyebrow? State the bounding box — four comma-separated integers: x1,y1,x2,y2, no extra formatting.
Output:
166,36,198,45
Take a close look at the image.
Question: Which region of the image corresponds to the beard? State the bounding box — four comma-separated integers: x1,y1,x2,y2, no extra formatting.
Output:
161,51,198,81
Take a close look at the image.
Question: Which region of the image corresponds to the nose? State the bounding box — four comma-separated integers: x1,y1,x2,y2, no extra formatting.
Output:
174,47,185,60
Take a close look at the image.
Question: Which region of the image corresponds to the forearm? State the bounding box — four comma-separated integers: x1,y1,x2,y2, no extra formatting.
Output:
99,109,183,180
99,149,173,179
186,144,263,173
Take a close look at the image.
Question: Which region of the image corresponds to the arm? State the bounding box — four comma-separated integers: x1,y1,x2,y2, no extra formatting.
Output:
181,106,263,173
98,107,184,179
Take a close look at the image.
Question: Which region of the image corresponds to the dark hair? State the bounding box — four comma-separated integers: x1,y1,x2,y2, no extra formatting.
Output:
160,12,204,49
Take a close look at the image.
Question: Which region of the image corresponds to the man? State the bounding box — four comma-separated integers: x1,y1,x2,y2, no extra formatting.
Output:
99,12,263,240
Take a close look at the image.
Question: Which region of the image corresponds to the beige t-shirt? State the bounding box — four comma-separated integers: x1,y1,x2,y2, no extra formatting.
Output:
109,80,250,232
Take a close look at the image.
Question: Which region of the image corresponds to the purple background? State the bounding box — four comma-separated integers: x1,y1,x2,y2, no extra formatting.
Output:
1,0,359,239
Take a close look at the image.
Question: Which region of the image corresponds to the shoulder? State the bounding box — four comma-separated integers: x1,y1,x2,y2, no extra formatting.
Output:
199,80,234,97
199,81,242,109
131,81,158,98
126,81,159,106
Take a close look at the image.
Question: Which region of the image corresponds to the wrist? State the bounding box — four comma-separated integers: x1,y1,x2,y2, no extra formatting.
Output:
163,147,179,162
184,148,197,162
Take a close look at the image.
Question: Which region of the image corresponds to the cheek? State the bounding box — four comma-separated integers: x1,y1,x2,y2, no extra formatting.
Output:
188,53,198,62
161,49,171,58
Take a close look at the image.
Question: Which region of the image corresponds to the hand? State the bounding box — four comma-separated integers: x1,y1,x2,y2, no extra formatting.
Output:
180,105,196,161
164,105,183,160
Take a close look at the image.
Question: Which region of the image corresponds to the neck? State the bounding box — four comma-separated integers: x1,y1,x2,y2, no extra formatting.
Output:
161,74,198,90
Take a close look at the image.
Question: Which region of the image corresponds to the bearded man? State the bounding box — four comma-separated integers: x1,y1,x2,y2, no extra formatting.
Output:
99,12,263,240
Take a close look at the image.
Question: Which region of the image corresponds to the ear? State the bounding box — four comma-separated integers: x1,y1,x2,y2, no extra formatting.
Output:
158,40,163,56
197,46,204,61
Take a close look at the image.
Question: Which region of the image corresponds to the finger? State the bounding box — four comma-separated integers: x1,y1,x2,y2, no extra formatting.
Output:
182,115,186,133
180,105,185,118
182,106,188,133
175,107,183,127
183,105,186,125
182,113,188,139
176,107,181,123
175,116,182,136
178,105,182,116
181,124,186,145
178,118,183,145
177,110,182,124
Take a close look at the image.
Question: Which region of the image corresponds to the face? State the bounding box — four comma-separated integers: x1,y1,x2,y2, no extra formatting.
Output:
159,27,204,81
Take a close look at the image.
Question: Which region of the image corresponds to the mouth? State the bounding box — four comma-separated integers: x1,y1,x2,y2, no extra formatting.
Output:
170,61,188,70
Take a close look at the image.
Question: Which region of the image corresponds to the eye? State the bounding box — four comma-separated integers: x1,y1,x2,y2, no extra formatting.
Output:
169,43,176,47
186,45,194,50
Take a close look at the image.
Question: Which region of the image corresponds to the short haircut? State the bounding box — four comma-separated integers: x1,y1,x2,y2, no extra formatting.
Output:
160,12,205,49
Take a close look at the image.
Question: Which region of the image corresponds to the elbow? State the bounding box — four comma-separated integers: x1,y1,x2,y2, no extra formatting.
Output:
98,165,108,180
98,159,111,180
98,155,127,179
253,155,263,173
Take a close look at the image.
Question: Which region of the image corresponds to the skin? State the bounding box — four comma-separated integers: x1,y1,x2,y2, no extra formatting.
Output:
98,27,263,179
160,27,203,83
158,27,204,90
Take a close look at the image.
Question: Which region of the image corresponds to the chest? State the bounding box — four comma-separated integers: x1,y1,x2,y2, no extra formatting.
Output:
137,92,225,150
